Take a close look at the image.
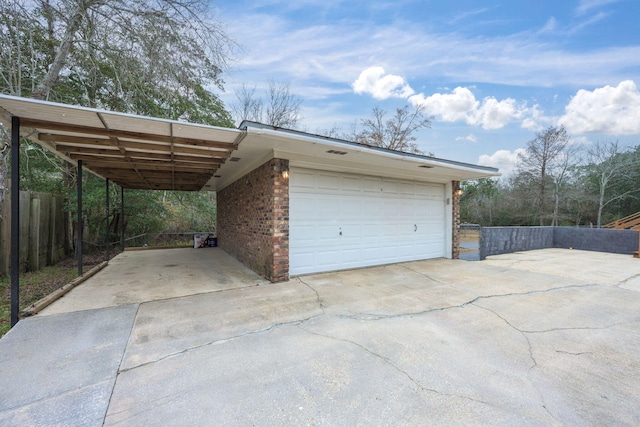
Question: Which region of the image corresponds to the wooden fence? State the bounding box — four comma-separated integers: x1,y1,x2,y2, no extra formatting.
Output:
0,190,69,275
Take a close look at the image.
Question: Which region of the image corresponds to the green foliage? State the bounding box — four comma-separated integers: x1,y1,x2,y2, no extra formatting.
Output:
17,145,66,194
1,0,233,248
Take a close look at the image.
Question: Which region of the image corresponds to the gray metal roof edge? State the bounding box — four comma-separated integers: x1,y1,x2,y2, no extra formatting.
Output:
238,120,499,174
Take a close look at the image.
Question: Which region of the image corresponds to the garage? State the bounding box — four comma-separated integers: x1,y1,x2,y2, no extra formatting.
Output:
0,95,500,287
290,168,445,275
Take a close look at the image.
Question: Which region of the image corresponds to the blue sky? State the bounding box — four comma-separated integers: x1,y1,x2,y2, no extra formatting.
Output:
215,0,640,176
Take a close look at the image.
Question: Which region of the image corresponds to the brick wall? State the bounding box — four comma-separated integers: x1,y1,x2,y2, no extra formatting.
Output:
217,158,289,282
452,180,461,259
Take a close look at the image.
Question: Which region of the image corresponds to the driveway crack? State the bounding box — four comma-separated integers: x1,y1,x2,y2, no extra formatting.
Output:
397,264,449,285
296,325,493,408
118,314,324,374
103,303,141,427
471,303,538,370
618,272,640,288
555,350,593,356
339,283,603,322
297,277,325,313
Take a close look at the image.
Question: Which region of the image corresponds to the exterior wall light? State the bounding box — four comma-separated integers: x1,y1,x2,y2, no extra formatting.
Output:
282,170,289,179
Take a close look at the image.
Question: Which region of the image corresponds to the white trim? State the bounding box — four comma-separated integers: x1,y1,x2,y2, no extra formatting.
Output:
444,181,453,259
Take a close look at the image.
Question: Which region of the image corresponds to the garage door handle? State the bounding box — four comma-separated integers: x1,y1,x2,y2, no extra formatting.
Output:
414,224,417,232
339,227,342,236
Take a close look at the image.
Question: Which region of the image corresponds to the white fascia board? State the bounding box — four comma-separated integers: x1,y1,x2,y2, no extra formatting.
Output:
248,126,499,181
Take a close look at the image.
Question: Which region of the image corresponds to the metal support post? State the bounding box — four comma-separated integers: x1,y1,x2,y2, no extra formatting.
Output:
77,160,83,276
120,187,125,251
10,116,20,327
105,178,110,261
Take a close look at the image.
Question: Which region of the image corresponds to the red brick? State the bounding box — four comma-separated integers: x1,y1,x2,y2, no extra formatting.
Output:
218,159,290,282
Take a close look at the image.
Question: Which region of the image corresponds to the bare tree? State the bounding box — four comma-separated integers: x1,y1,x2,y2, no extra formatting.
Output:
233,84,263,124
265,81,303,128
585,141,639,227
354,105,431,154
517,126,570,225
550,144,581,226
232,80,302,128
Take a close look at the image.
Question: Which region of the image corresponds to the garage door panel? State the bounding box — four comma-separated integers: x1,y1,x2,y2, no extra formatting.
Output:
317,173,340,190
290,168,446,275
362,178,381,192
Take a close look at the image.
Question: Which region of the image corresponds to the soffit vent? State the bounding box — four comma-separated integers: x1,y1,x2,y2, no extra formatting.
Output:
419,165,434,169
229,157,241,162
327,150,348,155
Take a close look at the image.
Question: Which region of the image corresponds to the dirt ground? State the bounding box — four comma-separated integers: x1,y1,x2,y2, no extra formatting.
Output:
0,250,121,337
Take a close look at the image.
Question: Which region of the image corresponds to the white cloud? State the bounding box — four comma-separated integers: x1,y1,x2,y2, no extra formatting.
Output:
559,80,640,135
409,87,476,123
352,67,415,100
576,0,620,15
521,104,551,130
456,134,477,143
471,97,524,130
409,87,528,130
478,149,526,178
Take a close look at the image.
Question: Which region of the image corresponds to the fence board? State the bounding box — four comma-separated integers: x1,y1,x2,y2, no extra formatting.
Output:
0,190,69,275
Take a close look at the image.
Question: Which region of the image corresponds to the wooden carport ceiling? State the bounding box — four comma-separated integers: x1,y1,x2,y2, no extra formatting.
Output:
0,95,245,191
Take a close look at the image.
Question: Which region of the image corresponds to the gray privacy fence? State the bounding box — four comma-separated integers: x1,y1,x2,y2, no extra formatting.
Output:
480,226,639,260
0,191,69,274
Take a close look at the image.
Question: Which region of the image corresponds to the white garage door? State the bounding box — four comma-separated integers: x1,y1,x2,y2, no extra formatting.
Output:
290,168,446,275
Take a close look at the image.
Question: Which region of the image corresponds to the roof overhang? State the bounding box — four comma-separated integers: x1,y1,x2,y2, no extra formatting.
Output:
209,121,500,190
0,94,245,191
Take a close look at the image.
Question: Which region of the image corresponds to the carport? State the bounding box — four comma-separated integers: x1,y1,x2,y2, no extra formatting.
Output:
0,94,245,327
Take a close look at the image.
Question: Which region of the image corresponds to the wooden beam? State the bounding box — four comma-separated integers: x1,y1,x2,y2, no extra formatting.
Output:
39,133,231,157
56,144,226,164
24,119,236,149
85,162,216,175
69,154,219,170
92,169,210,180
114,177,209,186
97,112,151,189
123,182,204,191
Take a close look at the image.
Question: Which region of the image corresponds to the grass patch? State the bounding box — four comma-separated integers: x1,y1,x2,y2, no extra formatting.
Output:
460,228,480,243
1,265,78,337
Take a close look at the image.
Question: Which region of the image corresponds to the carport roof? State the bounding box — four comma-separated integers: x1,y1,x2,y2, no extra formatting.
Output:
0,94,245,191
0,95,500,192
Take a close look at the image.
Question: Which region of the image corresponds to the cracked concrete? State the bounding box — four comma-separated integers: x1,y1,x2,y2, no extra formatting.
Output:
1,247,640,425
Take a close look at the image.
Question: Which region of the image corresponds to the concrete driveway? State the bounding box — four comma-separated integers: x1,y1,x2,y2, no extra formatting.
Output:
1,248,639,426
